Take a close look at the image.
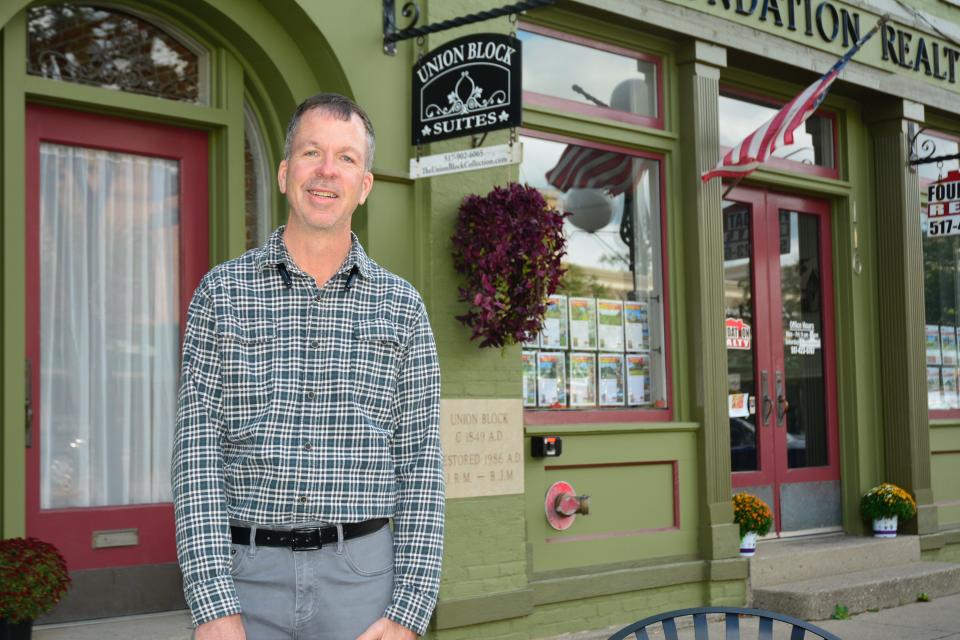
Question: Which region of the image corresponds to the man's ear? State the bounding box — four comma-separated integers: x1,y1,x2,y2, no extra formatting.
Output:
277,159,288,194
358,171,374,205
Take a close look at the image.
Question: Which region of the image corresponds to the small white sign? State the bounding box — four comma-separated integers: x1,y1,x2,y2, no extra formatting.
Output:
409,143,522,179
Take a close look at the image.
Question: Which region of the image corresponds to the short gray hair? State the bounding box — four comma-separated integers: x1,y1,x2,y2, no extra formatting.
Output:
283,93,376,171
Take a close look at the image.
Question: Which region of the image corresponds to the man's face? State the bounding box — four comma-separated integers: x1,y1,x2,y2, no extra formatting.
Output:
278,109,373,235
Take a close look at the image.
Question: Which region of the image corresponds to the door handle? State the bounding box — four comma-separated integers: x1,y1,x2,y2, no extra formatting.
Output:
761,369,772,425
25,358,33,448
775,369,788,425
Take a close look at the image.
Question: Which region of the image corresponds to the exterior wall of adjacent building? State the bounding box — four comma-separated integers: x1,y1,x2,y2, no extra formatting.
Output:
0,0,958,635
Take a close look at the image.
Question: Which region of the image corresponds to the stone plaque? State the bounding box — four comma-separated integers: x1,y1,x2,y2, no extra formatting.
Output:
440,398,523,499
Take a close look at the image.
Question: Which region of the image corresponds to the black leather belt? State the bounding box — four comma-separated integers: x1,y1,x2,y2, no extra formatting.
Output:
230,518,388,551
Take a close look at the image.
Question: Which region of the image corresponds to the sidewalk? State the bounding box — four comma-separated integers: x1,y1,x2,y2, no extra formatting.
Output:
33,593,960,639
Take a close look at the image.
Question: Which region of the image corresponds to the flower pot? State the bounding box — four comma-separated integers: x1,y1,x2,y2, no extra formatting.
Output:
873,515,898,538
740,531,759,557
0,618,33,640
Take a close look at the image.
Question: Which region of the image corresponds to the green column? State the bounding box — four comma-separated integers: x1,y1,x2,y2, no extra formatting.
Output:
865,99,938,536
677,42,739,561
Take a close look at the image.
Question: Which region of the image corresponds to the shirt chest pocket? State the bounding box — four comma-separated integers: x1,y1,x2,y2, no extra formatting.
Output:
218,324,276,442
351,320,403,426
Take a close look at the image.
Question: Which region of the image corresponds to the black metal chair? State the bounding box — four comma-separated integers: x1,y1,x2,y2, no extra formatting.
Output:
608,606,842,640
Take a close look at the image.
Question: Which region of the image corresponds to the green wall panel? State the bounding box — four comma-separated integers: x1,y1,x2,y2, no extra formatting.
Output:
526,428,699,572
932,423,960,530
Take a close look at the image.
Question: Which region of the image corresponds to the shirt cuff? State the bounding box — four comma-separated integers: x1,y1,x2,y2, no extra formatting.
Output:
384,585,436,636
185,575,242,628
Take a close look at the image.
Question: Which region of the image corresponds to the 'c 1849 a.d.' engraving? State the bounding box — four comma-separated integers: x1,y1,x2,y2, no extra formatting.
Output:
413,34,522,145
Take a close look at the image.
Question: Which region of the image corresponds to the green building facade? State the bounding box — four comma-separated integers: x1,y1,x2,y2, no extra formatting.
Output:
1,0,959,635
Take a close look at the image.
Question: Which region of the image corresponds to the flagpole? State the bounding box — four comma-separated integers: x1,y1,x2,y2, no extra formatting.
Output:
722,176,744,200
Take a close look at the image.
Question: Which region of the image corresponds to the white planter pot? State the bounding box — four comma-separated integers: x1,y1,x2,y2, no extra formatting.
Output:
873,515,898,538
740,531,759,557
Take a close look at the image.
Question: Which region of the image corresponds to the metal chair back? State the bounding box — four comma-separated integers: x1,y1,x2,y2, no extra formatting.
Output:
607,606,842,640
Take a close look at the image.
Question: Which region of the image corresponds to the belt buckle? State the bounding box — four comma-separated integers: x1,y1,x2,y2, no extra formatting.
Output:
291,528,322,551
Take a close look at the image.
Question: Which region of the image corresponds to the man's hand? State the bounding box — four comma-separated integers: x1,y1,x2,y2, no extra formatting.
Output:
355,617,417,640
194,614,246,640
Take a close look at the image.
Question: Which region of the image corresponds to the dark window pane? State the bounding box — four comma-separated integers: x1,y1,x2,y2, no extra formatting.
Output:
28,4,200,102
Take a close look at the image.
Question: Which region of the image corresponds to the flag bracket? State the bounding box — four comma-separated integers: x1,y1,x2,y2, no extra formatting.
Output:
383,0,555,55
908,124,960,168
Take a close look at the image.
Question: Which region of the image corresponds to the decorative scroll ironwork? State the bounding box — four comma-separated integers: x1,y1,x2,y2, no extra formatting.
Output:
908,124,960,166
383,0,555,55
27,4,200,103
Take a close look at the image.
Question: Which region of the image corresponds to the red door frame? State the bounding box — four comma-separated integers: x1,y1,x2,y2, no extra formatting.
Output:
25,104,208,569
729,186,840,532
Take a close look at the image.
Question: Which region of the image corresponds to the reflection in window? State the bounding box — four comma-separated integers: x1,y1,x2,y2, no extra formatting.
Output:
919,135,960,411
244,105,272,250
519,134,667,410
519,28,658,121
27,4,201,102
719,91,834,168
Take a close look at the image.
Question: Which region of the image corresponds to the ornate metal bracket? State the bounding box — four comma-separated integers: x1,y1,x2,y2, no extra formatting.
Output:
383,0,555,55
908,123,960,167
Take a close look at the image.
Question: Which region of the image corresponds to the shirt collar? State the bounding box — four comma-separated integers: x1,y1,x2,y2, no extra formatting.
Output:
256,225,373,280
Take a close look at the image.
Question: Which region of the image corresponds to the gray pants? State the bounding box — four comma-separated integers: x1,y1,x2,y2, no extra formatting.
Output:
226,521,394,639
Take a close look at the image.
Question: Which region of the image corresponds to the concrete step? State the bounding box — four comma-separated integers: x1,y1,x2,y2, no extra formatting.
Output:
750,534,920,588
751,561,960,620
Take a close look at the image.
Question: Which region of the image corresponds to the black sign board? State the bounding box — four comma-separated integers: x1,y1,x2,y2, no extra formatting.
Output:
412,33,522,146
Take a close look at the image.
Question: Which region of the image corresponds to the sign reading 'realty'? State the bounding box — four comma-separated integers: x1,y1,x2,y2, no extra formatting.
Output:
412,34,522,146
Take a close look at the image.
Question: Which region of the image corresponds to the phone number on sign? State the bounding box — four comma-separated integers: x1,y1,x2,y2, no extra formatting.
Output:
928,216,960,237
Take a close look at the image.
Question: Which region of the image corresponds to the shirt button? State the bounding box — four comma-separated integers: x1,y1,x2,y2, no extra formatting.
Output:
298,496,308,504
306,391,316,400
314,294,321,302
303,442,313,451
311,340,320,348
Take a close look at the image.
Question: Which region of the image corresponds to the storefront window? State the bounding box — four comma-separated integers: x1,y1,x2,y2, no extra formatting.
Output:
919,130,960,414
27,4,203,103
520,133,668,412
519,24,661,128
719,89,835,174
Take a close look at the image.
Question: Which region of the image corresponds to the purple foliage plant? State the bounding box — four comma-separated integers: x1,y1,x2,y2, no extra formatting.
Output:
451,182,568,348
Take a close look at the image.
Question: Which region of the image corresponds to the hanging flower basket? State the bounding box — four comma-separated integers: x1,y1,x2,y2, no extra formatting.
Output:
451,183,568,348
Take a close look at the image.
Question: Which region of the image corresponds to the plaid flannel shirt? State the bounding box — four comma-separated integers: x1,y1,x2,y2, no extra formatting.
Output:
172,227,444,635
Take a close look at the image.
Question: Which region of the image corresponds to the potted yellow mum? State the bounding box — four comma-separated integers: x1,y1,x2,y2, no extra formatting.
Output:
860,482,917,538
732,492,773,557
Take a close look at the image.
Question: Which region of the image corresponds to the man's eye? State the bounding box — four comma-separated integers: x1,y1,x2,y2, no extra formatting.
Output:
341,155,355,163
305,150,318,157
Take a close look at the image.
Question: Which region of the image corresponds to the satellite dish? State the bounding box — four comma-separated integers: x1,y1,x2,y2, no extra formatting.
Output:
610,78,652,114
563,188,615,233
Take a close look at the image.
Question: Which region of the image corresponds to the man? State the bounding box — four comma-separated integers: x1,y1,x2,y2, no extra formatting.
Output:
172,93,444,640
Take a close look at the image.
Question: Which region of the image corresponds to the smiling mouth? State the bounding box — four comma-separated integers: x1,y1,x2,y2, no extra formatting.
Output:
308,189,337,198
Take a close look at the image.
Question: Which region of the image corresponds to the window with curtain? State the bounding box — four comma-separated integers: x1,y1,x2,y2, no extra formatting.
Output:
918,130,960,415
245,104,273,250
40,143,179,508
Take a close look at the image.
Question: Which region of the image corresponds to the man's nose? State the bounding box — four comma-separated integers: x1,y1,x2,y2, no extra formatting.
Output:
314,154,338,177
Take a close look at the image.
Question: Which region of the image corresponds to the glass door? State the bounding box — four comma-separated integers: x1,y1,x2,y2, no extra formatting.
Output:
25,104,208,569
725,188,840,535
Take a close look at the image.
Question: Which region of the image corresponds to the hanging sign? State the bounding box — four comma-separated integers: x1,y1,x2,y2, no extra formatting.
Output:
784,320,822,356
409,142,522,179
926,174,960,237
412,34,522,146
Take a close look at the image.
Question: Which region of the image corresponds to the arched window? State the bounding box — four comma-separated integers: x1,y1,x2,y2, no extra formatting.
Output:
27,3,205,102
245,103,274,249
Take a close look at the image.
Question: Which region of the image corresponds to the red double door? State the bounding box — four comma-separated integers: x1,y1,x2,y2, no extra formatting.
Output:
724,187,841,535
25,104,208,569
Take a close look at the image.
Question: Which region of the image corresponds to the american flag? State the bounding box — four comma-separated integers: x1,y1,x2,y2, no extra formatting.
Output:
546,144,640,196
702,16,887,183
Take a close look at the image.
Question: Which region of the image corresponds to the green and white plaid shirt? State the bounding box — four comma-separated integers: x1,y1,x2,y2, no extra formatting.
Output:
172,227,443,634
